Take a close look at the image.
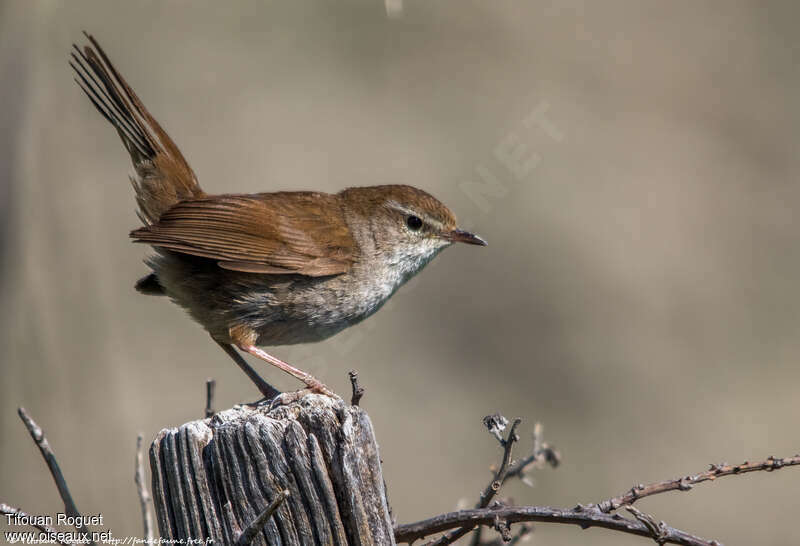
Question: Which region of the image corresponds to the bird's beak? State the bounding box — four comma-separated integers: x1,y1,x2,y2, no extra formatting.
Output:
445,228,488,246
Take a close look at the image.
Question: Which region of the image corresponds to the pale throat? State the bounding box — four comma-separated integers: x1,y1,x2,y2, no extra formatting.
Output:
366,238,450,300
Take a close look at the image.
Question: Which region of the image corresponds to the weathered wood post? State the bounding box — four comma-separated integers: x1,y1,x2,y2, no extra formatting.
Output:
149,395,395,545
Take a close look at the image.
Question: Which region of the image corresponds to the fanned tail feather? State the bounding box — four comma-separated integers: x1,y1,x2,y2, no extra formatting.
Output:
71,32,204,224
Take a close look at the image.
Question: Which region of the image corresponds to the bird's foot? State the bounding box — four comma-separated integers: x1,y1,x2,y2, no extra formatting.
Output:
268,389,311,410
268,382,339,410
305,378,337,398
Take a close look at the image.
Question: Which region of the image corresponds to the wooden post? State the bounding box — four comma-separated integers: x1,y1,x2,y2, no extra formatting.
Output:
149,395,395,545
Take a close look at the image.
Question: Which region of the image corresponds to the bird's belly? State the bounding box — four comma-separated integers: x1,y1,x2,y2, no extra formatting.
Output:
151,252,407,347
240,272,399,347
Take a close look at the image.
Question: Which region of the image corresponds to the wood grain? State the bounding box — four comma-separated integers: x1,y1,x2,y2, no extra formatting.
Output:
149,395,394,545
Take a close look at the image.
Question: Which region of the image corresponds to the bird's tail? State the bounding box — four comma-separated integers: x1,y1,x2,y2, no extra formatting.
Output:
70,32,205,224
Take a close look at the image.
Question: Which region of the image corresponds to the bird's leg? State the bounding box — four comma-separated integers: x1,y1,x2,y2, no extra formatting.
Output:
213,339,281,399
237,344,337,398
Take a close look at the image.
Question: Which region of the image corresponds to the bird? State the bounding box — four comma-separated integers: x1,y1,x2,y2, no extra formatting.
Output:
70,32,486,401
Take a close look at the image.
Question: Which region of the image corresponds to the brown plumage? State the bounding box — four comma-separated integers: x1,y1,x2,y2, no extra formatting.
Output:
71,31,203,224
131,193,356,276
72,33,486,401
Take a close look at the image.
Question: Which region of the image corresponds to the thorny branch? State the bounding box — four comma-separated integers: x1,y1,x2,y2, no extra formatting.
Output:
393,413,800,546
467,421,561,546
17,407,97,546
394,504,716,546
426,415,523,545
596,455,800,513
478,415,522,508
135,434,155,543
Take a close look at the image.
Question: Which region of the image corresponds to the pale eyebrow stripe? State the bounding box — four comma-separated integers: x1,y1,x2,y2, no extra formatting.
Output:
385,200,445,230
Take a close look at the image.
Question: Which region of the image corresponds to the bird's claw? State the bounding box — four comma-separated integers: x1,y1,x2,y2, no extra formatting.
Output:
267,383,340,410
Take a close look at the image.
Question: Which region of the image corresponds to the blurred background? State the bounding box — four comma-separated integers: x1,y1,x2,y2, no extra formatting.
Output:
2,1,800,544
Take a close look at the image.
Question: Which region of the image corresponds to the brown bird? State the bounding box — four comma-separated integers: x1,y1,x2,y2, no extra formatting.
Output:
71,33,486,402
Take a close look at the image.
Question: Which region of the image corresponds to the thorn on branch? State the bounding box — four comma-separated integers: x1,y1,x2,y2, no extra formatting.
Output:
234,489,289,546
348,370,364,406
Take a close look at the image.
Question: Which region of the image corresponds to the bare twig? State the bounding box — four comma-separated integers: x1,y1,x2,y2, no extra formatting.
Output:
468,421,559,546
479,418,522,508
394,504,717,546
597,455,800,513
398,446,800,546
430,416,522,545
399,421,800,545
17,407,97,546
205,378,216,418
348,370,364,406
135,434,155,542
505,422,561,487
234,489,289,546
0,504,70,545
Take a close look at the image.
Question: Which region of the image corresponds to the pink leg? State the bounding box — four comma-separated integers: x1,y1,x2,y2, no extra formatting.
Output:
214,339,281,399
238,345,335,397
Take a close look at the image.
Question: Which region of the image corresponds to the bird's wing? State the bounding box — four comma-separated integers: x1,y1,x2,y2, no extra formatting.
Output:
130,192,356,277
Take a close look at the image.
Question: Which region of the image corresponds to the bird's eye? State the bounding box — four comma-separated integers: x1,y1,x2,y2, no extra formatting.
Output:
406,215,423,231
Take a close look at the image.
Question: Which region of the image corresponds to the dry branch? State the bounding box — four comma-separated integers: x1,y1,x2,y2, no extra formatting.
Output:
395,413,800,546
395,504,715,546
428,415,523,545
17,407,97,546
466,420,560,546
597,455,800,513
135,433,155,542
